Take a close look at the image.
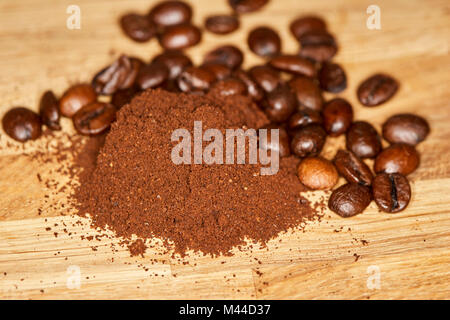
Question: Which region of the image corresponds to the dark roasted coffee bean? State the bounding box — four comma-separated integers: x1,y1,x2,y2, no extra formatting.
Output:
152,50,192,80
288,76,323,111
111,86,140,109
382,113,430,146
160,79,182,93
2,107,42,142
373,173,411,213
319,62,347,93
204,45,244,70
210,78,247,96
228,0,269,14
328,183,372,217
247,26,281,58
120,13,157,42
59,84,97,118
287,108,322,132
357,73,399,106
374,143,420,176
39,90,61,130
261,84,297,122
290,123,326,157
322,98,353,137
248,65,281,93
258,124,290,157
297,157,338,190
290,15,326,40
201,63,232,81
346,121,382,159
299,31,337,62
177,66,216,93
205,15,239,35
148,0,192,27
233,69,264,101
333,149,373,186
136,61,169,90
159,23,201,50
73,102,116,136
269,54,316,77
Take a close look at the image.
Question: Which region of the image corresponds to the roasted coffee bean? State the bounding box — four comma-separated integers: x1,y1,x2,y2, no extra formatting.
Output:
160,79,182,93
333,149,373,186
228,0,269,14
261,84,297,122
177,66,216,93
247,26,281,58
290,15,326,40
290,123,326,157
205,15,239,35
319,62,347,93
111,86,140,109
39,90,61,130
152,50,192,80
287,108,322,132
59,84,97,118
299,31,337,62
233,69,264,101
73,102,116,136
268,54,316,77
346,121,382,159
382,113,430,146
328,183,372,217
159,23,201,50
258,124,291,157
210,78,247,96
297,157,338,190
374,143,420,176
322,98,353,137
148,0,192,27
372,173,411,213
203,45,244,70
2,107,42,142
120,13,157,42
201,63,232,81
357,73,399,106
136,61,169,90
288,76,323,111
248,65,281,93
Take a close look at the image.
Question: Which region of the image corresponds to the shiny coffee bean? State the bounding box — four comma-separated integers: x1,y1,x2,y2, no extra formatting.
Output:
152,50,192,80
346,121,382,159
372,173,411,213
205,15,240,35
322,98,353,137
203,45,244,70
59,84,97,118
297,157,338,190
328,183,372,217
261,84,297,122
357,73,399,106
136,61,169,90
258,124,291,158
159,23,201,50
288,76,323,111
228,0,269,14
111,86,140,109
287,108,322,132
210,78,247,96
201,63,232,81
290,123,326,157
73,102,116,136
374,143,420,176
160,79,182,93
2,107,42,142
39,90,61,130
382,113,430,146
148,0,192,27
268,54,316,77
319,62,347,93
177,66,216,93
299,31,337,62
248,65,281,93
290,15,326,40
120,13,157,42
247,26,281,58
233,69,264,101
333,149,373,186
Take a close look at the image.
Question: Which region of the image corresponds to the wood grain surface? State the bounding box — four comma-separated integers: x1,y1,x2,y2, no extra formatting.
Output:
0,0,449,300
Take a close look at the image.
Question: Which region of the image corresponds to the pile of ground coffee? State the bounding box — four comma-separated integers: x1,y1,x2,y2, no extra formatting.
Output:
73,89,316,256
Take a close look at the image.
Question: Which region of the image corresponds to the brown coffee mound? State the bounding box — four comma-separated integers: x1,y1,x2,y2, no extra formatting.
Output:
73,89,317,257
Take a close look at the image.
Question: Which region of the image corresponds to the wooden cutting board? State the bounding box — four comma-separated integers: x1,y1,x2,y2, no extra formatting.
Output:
0,0,449,299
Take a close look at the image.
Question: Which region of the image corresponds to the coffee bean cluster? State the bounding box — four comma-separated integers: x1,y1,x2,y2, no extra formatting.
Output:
1,0,430,218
